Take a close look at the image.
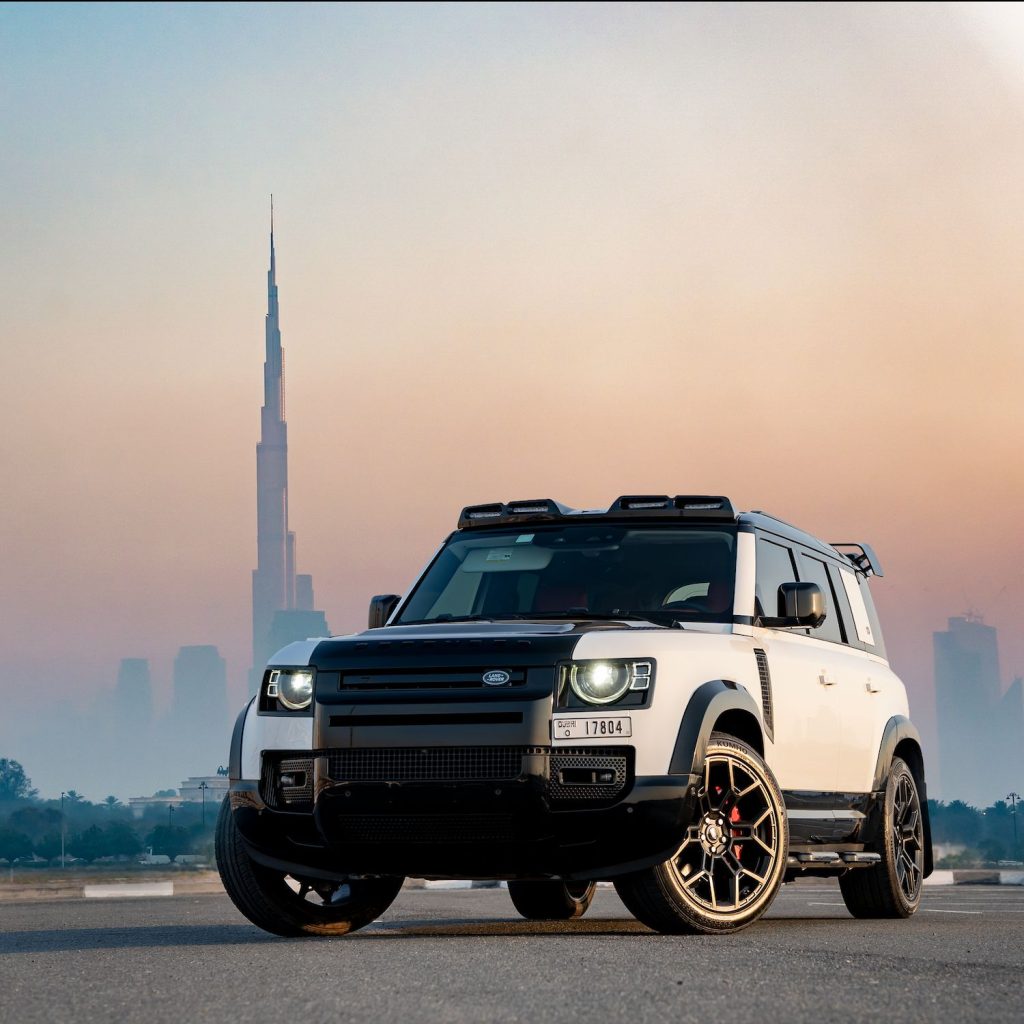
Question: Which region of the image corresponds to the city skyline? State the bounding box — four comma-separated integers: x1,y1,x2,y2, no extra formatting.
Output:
2,3,1024,799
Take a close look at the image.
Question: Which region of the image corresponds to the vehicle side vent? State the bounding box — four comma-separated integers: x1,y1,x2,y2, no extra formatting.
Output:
753,649,774,742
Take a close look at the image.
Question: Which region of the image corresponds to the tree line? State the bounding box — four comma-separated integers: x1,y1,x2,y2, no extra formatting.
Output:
0,758,216,865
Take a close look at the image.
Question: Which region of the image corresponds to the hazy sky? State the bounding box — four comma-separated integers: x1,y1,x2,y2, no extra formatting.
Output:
2,2,1024,798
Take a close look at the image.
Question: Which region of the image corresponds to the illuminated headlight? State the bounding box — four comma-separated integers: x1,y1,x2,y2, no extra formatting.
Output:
267,669,314,711
568,661,653,705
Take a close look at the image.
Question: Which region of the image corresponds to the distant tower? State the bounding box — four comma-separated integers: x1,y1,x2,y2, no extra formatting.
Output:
250,201,328,690
933,613,1002,805
115,658,152,727
170,645,229,772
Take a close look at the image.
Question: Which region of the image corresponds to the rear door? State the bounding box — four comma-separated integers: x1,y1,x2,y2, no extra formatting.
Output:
751,536,840,794
830,565,900,793
796,552,883,795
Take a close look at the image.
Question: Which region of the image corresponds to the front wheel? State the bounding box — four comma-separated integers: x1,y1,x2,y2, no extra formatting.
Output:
839,757,923,918
615,733,787,935
215,799,403,936
507,880,596,920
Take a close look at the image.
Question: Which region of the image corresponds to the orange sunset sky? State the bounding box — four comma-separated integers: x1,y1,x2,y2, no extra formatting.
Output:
2,2,1023,797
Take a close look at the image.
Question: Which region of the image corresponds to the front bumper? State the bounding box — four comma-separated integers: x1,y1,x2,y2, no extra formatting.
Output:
230,760,699,882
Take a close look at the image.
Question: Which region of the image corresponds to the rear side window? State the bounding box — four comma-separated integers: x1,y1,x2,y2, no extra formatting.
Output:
797,553,843,644
837,568,879,649
755,538,797,619
857,574,887,660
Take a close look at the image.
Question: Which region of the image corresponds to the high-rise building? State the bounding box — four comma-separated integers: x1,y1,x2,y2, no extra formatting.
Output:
110,657,153,770
168,644,229,773
250,202,329,690
933,614,1008,805
115,658,152,727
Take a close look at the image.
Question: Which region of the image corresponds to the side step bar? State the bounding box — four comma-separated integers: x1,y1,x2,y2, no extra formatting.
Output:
787,852,881,867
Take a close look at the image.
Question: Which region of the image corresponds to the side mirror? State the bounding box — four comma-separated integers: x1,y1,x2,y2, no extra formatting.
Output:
775,581,826,628
368,594,400,629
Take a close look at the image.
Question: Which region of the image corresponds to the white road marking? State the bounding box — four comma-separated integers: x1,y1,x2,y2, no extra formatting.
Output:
83,882,174,898
921,908,982,914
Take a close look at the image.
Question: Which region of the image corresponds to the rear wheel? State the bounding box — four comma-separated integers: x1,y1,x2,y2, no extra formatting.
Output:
839,757,923,918
215,799,403,936
615,733,787,935
507,879,596,920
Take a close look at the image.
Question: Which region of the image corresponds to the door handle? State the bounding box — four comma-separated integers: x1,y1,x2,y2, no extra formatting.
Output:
818,672,836,687
865,679,881,693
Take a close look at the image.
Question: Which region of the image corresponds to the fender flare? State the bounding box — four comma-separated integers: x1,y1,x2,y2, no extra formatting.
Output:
228,697,256,781
871,715,933,877
668,680,764,776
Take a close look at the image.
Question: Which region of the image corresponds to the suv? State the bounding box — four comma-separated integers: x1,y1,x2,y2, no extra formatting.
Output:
217,495,932,936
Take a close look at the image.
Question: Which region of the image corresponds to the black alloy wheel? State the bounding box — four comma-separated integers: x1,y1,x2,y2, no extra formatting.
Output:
615,732,787,934
507,879,597,920
839,756,924,918
215,799,403,936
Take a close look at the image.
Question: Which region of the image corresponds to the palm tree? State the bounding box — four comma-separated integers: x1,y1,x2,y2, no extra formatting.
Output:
103,795,122,811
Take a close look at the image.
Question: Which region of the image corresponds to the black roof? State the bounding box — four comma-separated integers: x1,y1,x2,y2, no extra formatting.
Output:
737,511,842,562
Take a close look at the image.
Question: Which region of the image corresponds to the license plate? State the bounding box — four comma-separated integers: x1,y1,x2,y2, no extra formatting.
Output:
553,716,632,740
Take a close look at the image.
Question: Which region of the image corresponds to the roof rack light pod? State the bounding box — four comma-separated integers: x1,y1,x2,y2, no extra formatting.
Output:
608,495,736,520
457,499,573,530
831,542,884,578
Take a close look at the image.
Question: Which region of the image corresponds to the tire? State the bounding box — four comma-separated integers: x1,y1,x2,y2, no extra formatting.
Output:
839,757,923,919
215,799,403,937
615,732,787,935
507,880,596,920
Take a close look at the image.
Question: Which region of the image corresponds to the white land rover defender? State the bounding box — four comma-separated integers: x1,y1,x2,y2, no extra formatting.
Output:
217,495,932,936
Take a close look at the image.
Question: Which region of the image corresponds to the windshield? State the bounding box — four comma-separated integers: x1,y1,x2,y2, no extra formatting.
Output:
396,524,737,626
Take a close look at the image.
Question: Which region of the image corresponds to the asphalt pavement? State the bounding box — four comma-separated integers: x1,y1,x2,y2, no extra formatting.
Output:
1,882,1022,1024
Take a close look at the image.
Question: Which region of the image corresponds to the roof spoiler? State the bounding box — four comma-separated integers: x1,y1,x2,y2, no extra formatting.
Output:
831,542,884,578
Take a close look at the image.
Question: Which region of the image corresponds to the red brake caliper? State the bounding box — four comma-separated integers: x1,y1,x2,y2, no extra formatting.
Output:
730,804,743,861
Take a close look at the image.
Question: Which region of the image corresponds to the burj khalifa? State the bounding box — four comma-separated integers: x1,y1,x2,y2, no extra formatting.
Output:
251,202,328,690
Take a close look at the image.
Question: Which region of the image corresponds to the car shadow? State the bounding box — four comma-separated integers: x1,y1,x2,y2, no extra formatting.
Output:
0,913,857,953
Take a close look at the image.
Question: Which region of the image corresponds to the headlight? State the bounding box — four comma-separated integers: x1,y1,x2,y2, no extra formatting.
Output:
568,660,652,705
267,669,314,711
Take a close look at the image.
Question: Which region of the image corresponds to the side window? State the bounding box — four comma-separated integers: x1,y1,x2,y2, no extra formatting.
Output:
755,538,797,619
826,562,856,645
796,553,843,644
837,567,876,648
857,575,887,660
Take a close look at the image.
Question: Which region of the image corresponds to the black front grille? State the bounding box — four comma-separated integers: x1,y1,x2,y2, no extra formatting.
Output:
341,668,527,690
336,813,516,844
327,746,532,782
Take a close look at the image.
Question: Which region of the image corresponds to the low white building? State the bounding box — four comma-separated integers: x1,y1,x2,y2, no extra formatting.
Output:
129,774,229,818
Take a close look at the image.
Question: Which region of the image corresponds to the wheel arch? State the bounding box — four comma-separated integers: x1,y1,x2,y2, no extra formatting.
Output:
669,680,765,775
228,697,256,781
872,716,933,877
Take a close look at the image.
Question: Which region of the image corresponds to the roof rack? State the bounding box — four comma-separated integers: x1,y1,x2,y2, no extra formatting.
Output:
607,495,736,521
457,495,736,529
457,499,575,530
831,542,884,578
